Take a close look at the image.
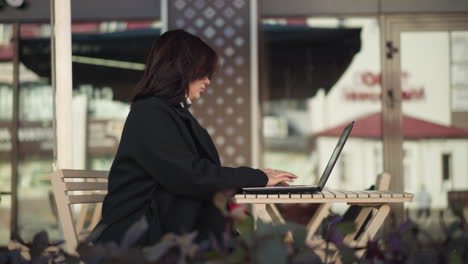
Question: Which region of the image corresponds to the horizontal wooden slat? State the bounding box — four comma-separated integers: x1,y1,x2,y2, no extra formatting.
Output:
329,190,346,198
403,192,414,198
233,189,414,204
233,196,413,204
365,191,382,198
390,192,404,198
354,191,370,198
321,190,335,198
312,192,323,199
65,182,108,191
374,191,392,198
60,169,108,179
338,190,358,198
68,194,106,204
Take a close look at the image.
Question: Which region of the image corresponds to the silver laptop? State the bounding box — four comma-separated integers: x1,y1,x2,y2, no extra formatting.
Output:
241,121,354,194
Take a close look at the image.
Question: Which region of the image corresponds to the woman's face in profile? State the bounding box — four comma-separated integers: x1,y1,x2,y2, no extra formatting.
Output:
188,77,211,100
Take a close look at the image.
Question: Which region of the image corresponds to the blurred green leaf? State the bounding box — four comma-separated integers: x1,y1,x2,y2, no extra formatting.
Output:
335,221,356,238
291,248,323,264
257,239,287,264
227,245,246,264
338,245,358,264
234,215,255,243
213,192,229,216
448,250,463,264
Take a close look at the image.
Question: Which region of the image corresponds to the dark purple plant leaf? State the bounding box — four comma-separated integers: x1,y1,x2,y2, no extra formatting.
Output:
398,219,412,233
0,252,8,264
389,235,400,251
120,216,149,249
30,231,49,262
8,249,24,264
330,215,343,226
363,240,384,261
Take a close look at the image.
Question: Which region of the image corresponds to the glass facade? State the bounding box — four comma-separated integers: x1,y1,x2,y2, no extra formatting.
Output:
0,20,160,243
261,18,384,213
0,23,13,244
400,31,468,228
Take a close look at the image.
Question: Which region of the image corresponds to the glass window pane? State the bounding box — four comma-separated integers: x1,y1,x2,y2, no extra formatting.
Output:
401,31,468,223
261,17,383,202
0,23,13,245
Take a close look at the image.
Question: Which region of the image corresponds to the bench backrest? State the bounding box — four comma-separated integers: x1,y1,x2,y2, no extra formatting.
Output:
50,169,109,253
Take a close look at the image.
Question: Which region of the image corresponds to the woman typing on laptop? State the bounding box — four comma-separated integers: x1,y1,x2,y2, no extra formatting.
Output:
90,30,297,247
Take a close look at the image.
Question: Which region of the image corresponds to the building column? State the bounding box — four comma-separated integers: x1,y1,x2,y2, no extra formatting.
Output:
51,0,74,169
162,0,260,168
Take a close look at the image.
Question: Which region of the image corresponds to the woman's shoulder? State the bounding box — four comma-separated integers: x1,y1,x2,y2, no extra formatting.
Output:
129,96,186,125
131,96,177,114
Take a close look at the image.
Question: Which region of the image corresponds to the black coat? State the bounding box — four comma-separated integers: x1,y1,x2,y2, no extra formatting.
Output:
92,96,268,246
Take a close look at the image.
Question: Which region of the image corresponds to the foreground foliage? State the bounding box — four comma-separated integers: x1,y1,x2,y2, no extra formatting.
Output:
1,194,467,264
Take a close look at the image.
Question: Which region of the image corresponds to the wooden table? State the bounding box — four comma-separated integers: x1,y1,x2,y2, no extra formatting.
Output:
234,189,414,255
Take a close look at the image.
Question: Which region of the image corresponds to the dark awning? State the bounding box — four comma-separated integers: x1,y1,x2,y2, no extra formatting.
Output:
18,26,361,102
261,25,361,100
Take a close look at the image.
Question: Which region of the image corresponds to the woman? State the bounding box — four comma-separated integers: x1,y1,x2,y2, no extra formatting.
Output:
91,29,297,246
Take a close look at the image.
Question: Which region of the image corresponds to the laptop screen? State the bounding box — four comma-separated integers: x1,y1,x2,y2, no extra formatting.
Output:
317,121,354,191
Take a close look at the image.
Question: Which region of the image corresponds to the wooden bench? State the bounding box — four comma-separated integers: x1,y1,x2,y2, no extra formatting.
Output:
50,169,108,253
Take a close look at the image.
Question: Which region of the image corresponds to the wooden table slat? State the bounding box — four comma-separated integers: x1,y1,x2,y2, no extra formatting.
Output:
373,190,392,198
321,190,335,198
291,194,301,199
329,190,347,198
235,194,246,199
353,191,370,198
390,192,404,198
312,192,324,199
365,190,382,198
338,190,358,198
403,192,414,198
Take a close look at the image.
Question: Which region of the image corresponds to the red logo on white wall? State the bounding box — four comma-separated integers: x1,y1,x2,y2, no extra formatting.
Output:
344,71,425,101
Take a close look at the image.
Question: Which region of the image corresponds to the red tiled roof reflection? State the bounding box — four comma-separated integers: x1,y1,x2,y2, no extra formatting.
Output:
316,113,468,139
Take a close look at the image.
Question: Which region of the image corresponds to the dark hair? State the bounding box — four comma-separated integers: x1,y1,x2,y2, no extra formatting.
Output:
131,29,218,106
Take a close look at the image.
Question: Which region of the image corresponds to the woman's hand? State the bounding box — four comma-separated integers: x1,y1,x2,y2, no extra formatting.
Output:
261,169,298,187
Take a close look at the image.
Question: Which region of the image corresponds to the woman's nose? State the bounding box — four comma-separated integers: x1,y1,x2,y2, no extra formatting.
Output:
204,77,211,85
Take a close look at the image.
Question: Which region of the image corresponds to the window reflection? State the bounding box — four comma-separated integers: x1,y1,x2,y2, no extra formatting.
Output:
0,20,160,242
261,18,382,197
